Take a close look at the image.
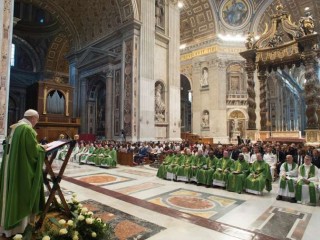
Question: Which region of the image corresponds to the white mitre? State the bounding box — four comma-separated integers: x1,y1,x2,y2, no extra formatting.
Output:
24,109,39,117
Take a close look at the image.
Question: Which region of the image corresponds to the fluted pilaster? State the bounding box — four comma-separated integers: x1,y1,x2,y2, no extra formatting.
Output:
105,68,113,139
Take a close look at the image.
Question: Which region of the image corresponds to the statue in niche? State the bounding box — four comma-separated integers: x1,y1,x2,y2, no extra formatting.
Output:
155,83,166,122
200,67,209,87
155,0,165,27
201,111,209,128
231,117,240,132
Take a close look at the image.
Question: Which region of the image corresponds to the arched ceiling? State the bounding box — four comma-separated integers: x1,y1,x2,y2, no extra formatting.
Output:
180,0,320,45
180,0,216,44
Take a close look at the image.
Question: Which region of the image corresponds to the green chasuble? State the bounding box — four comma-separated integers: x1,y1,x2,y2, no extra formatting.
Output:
166,154,184,174
213,157,232,182
175,155,195,179
0,120,45,230
190,155,206,179
296,164,317,204
226,160,249,193
245,160,272,193
279,162,297,193
196,156,217,185
156,154,173,179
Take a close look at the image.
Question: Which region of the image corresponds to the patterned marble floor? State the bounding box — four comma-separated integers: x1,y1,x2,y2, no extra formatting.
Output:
2,160,320,240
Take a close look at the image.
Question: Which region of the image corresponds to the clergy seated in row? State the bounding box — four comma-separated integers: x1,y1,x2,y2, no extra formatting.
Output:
196,151,218,187
175,148,195,182
156,150,175,179
190,149,207,183
72,142,86,162
79,144,117,167
276,155,298,203
79,143,96,163
296,155,319,206
212,150,233,188
86,144,105,165
245,153,272,195
226,153,250,194
263,147,277,181
166,151,185,181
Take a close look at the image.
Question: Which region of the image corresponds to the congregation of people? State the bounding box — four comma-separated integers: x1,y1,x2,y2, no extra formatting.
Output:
153,141,320,206
52,136,320,206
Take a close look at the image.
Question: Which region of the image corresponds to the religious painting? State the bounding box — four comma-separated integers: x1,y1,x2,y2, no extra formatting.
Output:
221,0,250,28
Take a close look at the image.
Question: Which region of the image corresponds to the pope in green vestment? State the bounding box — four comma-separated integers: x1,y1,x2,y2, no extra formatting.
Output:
226,154,249,193
245,153,272,195
0,110,45,237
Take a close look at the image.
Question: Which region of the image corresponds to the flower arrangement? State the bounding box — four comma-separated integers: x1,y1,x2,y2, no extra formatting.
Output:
14,193,113,240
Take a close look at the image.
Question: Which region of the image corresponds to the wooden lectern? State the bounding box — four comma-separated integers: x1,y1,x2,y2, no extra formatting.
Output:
36,139,76,229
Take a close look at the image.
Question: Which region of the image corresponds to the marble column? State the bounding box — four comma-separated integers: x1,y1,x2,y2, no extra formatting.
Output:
258,70,267,131
105,69,113,139
245,59,256,130
80,78,87,133
0,0,14,147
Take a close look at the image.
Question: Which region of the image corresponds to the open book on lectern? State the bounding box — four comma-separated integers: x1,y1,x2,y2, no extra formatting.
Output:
45,139,71,153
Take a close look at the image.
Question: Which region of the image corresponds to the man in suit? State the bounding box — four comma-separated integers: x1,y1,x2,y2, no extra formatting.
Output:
311,149,320,168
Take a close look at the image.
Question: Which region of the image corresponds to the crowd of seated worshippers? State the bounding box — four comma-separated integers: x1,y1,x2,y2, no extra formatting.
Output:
53,137,320,205
156,142,320,205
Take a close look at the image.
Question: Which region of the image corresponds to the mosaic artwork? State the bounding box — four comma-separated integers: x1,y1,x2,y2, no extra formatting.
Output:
81,199,165,240
117,169,155,177
75,173,133,186
115,182,164,195
221,0,250,28
146,188,244,220
251,206,311,240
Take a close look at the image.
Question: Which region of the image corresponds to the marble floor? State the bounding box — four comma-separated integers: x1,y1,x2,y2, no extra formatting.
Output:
2,160,320,240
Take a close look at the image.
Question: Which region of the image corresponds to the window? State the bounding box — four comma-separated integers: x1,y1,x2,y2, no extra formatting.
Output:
10,44,15,67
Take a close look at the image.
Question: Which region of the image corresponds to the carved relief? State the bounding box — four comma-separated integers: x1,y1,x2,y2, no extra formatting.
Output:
155,82,166,123
114,69,121,136
123,39,133,136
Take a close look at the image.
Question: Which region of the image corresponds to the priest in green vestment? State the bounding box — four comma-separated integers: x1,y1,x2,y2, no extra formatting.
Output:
245,153,272,195
226,153,249,193
190,149,207,184
0,109,46,237
212,150,233,187
276,154,298,202
156,151,174,179
296,155,319,205
166,152,184,181
195,150,214,185
176,149,194,182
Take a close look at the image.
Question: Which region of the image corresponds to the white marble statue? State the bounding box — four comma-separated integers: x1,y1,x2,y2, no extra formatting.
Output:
155,83,165,122
200,67,209,87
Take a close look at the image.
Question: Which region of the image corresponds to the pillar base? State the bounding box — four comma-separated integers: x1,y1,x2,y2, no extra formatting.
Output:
305,129,320,145
259,131,270,141
246,129,259,142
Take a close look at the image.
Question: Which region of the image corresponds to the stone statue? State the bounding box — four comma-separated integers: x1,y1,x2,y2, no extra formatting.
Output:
200,67,209,87
201,112,209,128
245,32,254,49
299,12,315,35
155,83,166,122
155,0,165,27
232,118,240,132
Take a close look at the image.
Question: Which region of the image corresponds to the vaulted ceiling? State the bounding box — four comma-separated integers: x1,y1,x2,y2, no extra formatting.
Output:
180,0,320,44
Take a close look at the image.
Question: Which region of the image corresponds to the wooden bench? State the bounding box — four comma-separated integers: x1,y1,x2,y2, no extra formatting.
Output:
117,151,134,166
